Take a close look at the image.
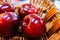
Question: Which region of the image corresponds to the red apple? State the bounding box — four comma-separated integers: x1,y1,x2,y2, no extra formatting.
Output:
0,3,14,13
19,4,38,19
0,12,20,37
21,14,46,38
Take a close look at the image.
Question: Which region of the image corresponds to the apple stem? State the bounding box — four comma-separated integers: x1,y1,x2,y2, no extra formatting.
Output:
38,7,43,17
15,8,19,15
40,11,43,17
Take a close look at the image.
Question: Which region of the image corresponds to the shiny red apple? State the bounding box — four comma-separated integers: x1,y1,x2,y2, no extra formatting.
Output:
19,4,38,19
21,14,46,38
0,3,14,13
0,12,20,37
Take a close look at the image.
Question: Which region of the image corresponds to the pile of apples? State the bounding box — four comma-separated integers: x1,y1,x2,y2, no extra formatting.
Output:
0,3,46,38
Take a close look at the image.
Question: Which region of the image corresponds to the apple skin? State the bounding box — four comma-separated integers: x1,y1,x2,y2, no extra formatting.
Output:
0,3,14,13
21,14,46,38
19,4,38,19
0,12,20,37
